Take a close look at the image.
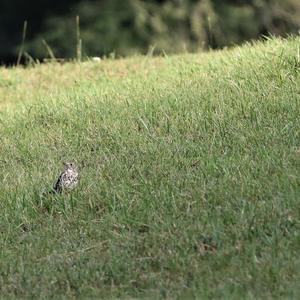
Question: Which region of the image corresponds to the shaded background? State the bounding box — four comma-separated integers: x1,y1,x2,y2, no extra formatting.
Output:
1,0,300,64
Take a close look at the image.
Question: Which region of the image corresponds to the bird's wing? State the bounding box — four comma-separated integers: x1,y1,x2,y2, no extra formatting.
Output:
53,172,63,192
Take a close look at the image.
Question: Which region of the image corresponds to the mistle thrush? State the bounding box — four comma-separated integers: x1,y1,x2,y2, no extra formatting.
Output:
52,162,79,194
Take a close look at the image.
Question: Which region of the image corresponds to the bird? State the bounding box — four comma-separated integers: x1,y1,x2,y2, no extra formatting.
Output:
51,162,79,194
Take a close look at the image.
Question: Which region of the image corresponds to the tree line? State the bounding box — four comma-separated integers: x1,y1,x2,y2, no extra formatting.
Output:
1,0,300,64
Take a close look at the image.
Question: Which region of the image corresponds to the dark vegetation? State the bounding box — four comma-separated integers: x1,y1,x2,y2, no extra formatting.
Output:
1,0,300,64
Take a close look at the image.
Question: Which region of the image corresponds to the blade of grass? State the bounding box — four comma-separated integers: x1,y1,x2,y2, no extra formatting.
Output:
76,15,82,62
42,39,56,60
17,20,27,66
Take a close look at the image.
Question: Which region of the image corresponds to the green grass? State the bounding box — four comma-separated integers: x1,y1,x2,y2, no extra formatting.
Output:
0,36,300,299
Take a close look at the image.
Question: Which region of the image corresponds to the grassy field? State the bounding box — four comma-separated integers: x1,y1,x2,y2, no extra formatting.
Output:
0,36,299,299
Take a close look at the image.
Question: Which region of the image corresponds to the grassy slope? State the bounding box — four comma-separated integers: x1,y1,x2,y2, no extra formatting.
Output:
0,37,299,298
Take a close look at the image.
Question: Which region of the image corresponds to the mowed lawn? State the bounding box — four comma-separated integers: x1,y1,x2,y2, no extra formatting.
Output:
0,37,299,298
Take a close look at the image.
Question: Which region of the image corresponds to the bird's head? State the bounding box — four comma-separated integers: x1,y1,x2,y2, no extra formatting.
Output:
64,162,76,170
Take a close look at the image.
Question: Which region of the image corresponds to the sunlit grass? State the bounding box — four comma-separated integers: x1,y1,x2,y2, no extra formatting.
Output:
0,37,299,298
